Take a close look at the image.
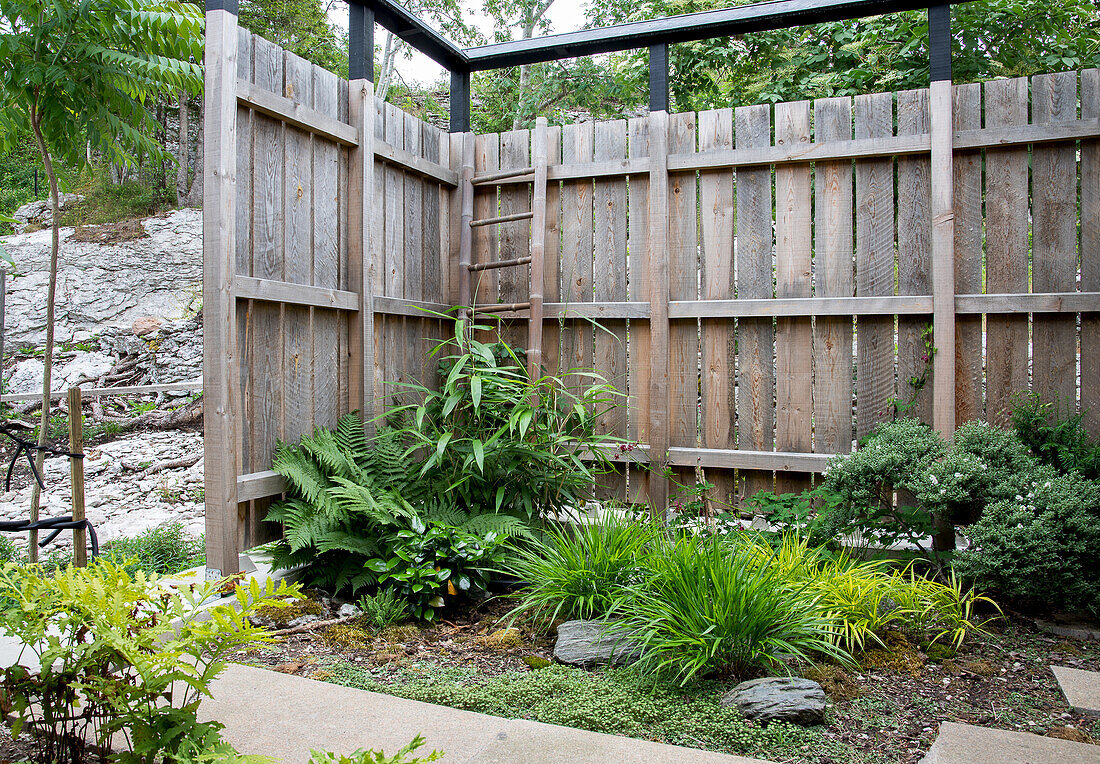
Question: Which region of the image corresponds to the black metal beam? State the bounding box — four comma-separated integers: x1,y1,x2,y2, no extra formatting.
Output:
206,0,238,14
450,70,471,133
348,0,469,73
928,4,952,82
649,43,669,112
463,0,976,71
349,3,374,82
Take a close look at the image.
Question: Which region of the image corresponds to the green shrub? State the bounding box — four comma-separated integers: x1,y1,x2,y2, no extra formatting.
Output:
505,513,659,625
0,558,297,763
308,736,441,764
954,468,1100,616
612,533,851,684
386,315,622,521
1010,392,1100,479
324,662,816,757
101,521,204,575
266,413,527,616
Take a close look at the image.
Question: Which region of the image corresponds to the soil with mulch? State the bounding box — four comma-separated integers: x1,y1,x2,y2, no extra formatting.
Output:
237,593,1100,764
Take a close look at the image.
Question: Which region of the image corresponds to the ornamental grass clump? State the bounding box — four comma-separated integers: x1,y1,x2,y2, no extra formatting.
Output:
612,534,852,684
504,512,658,625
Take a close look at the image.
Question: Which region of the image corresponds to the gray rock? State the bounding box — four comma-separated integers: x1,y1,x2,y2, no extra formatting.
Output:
13,194,83,232
338,603,362,619
286,615,321,629
720,677,826,726
553,620,642,667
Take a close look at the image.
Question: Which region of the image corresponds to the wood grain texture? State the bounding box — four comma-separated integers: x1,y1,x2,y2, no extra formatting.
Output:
812,97,854,461
498,129,531,350
236,31,253,474
560,122,594,395
667,112,699,496
627,117,652,505
381,103,405,412
312,64,341,432
698,108,737,507
646,110,671,516
472,132,500,327
1031,71,1078,406
984,76,1030,424
929,79,956,443
775,100,813,496
403,110,424,395
896,88,933,426
854,92,895,438
541,126,563,381
1083,69,1100,436
734,104,775,502
203,9,242,574
593,120,629,499
952,83,983,424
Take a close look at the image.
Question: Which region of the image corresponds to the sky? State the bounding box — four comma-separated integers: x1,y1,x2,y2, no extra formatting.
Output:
329,0,590,88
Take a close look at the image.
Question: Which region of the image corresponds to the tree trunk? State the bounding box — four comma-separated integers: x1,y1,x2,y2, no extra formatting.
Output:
376,32,401,99
176,91,190,204
27,105,62,563
183,92,204,207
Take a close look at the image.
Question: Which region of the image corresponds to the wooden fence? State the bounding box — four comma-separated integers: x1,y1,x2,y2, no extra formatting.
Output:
204,15,1100,574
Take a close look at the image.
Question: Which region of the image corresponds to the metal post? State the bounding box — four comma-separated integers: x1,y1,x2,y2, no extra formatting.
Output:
929,4,952,83
450,70,471,133
349,3,375,83
648,43,669,113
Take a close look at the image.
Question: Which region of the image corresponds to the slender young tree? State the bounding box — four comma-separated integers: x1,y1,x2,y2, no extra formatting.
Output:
0,0,203,558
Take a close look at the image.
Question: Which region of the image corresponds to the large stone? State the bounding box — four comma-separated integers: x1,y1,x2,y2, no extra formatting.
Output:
553,620,642,667
12,193,83,232
0,208,202,346
720,677,826,726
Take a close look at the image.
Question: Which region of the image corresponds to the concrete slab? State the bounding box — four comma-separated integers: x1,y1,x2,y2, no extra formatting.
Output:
1053,665,1100,716
204,664,774,764
203,663,509,763
919,721,1100,764
469,718,774,764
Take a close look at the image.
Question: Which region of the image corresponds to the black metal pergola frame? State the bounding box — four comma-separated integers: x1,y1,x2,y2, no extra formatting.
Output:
344,0,964,132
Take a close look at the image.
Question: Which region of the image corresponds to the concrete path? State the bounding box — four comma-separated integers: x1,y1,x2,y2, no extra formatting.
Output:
1053,665,1100,716
919,722,1099,763
203,664,773,764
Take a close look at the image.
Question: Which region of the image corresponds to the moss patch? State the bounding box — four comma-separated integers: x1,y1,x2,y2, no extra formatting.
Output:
476,628,523,650
802,663,864,701
379,624,421,643
254,596,323,628
521,655,552,670
860,632,926,675
321,623,373,652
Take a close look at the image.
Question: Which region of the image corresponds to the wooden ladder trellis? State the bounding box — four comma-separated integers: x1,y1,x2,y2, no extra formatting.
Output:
458,118,550,383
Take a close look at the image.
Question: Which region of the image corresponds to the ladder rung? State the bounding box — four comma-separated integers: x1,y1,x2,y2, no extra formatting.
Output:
474,302,531,314
472,166,535,185
469,211,534,228
468,256,532,272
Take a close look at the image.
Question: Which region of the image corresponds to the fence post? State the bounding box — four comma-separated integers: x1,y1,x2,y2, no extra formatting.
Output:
349,62,377,434
646,110,670,519
929,3,957,551
67,388,86,567
202,0,241,578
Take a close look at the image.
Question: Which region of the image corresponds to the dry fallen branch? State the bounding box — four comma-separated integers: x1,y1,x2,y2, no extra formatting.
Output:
269,614,357,637
136,453,201,478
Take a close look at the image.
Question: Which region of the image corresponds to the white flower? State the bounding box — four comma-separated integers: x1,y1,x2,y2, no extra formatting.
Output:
929,474,939,485
954,472,963,479
1016,523,1025,529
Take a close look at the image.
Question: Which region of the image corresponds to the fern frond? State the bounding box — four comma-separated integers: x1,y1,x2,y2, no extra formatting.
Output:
336,412,371,457
461,513,534,540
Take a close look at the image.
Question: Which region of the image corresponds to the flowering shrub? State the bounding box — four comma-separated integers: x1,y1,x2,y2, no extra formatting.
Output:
953,468,1100,616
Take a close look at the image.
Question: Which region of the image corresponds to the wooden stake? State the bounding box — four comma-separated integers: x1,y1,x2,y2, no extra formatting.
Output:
67,387,86,567
528,117,548,383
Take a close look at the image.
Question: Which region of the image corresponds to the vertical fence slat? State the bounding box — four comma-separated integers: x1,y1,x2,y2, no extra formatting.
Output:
1031,71,1078,406
896,88,933,425
594,120,629,499
953,83,983,424
542,126,563,379
348,79,375,430
775,100,813,496
403,111,424,391
698,108,736,508
854,93,895,438
984,76,1030,424
1083,69,1100,436
473,133,500,326
646,110,671,516
236,31,253,474
813,97,854,459
283,53,314,441
735,104,775,501
560,123,594,394
627,117,652,505
667,112,698,496
313,65,341,431
382,104,406,410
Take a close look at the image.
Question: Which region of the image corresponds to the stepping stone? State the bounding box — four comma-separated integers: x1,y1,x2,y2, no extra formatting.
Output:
919,721,1099,764
1053,665,1100,716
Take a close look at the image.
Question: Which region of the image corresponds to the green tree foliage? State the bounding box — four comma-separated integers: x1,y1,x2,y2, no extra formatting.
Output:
0,0,203,558
239,0,348,75
585,0,1100,111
